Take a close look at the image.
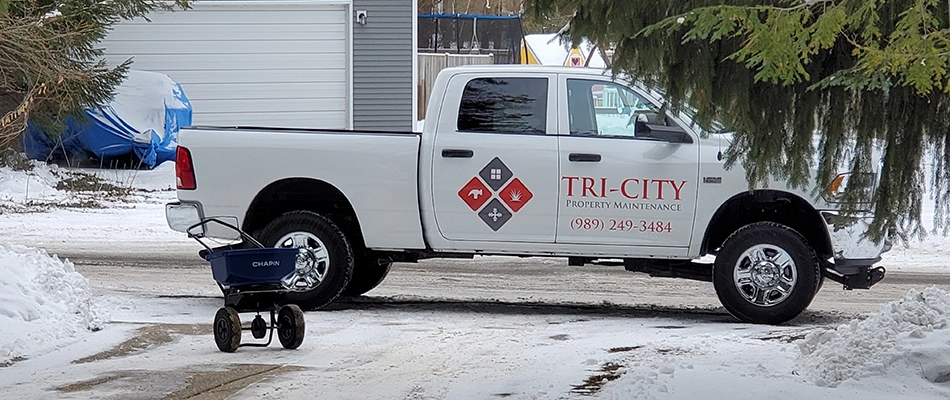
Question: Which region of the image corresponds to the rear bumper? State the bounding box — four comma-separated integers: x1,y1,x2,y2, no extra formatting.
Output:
166,201,203,234
165,201,241,240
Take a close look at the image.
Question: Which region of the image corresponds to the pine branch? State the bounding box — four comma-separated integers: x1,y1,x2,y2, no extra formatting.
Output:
523,0,950,239
0,0,189,149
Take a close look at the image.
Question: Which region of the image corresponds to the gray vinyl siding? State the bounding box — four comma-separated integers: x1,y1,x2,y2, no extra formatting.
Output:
352,0,414,131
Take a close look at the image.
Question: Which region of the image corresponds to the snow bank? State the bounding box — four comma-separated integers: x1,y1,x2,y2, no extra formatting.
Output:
0,243,104,364
0,160,175,212
797,287,950,386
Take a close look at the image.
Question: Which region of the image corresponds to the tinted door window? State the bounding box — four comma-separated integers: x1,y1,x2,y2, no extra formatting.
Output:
457,78,548,134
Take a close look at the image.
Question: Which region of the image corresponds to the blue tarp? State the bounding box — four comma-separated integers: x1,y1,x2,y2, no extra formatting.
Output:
24,71,192,167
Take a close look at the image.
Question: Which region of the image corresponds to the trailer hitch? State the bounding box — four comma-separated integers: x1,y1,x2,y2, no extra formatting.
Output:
824,265,886,290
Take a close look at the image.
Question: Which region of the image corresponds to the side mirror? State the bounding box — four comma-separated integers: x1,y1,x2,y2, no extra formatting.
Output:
635,122,693,144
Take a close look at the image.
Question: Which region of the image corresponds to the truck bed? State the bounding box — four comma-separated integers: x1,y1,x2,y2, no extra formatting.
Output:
177,126,426,250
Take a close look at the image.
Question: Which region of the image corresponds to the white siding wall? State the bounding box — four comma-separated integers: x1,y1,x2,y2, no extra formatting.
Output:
101,1,351,129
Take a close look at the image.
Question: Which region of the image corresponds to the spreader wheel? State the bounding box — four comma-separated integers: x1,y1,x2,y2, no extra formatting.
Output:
277,304,305,349
251,314,268,339
214,307,242,352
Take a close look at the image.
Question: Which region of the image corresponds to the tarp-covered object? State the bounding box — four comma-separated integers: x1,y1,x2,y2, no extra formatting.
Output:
24,70,192,167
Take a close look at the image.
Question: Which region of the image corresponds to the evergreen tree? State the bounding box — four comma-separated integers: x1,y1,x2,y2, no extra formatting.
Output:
0,0,188,151
524,0,950,240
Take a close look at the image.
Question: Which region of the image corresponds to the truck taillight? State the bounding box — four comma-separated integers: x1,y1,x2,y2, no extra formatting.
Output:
176,146,197,190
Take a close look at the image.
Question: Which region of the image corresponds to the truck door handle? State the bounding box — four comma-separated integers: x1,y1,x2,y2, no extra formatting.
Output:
569,153,601,162
441,149,474,158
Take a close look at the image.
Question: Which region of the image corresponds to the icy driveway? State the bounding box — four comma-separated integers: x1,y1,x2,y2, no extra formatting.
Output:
4,285,950,400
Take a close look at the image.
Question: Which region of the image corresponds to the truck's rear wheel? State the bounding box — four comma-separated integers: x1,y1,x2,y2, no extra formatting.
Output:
258,211,353,310
713,222,819,324
340,253,392,297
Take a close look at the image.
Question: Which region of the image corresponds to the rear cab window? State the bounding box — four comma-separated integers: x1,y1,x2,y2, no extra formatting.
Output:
457,78,548,135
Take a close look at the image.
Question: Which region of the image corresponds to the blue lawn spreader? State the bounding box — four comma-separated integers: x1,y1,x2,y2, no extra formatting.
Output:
188,218,308,352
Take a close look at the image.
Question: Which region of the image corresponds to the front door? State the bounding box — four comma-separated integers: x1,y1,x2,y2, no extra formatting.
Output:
556,78,699,248
431,74,560,244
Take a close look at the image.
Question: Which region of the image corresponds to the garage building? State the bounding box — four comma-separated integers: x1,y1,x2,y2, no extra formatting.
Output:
100,0,416,131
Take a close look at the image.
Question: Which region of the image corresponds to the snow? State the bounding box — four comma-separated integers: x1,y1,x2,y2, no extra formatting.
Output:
1,161,950,398
0,163,177,364
88,160,178,192
0,161,69,206
0,243,104,363
587,288,950,399
109,70,190,140
797,287,950,387
0,160,175,200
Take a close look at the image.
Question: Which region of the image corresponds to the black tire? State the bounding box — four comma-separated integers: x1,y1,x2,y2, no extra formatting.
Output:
258,211,354,310
277,304,305,349
713,222,820,325
340,252,392,297
214,307,241,352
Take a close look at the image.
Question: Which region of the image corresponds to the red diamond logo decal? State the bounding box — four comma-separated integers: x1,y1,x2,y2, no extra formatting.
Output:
499,178,532,213
459,177,490,211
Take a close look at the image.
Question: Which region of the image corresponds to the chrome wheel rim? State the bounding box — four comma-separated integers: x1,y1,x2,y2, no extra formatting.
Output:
275,232,329,292
733,244,797,307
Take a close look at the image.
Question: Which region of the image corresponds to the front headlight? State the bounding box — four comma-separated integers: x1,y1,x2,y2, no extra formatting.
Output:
824,172,877,203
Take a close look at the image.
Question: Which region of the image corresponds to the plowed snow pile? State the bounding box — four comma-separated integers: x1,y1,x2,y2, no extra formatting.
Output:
0,243,104,364
797,286,950,386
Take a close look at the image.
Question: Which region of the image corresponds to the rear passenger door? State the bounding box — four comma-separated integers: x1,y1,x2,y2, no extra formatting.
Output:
430,73,560,244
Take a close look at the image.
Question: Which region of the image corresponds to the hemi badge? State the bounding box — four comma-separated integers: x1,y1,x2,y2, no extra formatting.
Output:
703,177,722,184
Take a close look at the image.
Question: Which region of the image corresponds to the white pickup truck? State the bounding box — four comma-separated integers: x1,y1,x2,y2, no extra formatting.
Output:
167,65,888,324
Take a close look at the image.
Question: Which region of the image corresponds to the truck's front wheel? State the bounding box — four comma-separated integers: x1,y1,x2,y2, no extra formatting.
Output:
258,211,354,310
340,252,392,297
713,222,820,324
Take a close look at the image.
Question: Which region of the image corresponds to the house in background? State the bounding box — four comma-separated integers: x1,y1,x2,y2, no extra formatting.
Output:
520,33,608,68
99,0,417,132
